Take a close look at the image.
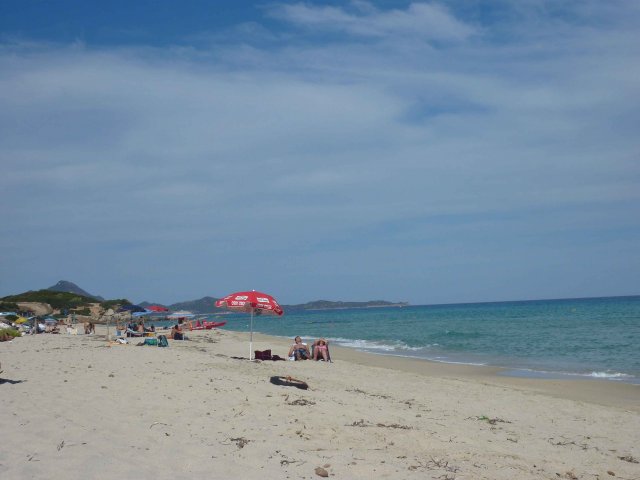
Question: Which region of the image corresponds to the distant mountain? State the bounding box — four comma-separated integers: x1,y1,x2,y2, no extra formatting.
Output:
47,280,104,301
38,281,408,314
168,296,218,314
166,296,409,314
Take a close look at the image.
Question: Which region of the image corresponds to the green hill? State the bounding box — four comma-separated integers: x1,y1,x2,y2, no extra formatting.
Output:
2,289,97,310
1,289,131,314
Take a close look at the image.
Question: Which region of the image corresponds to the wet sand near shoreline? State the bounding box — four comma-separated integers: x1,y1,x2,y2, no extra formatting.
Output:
1,327,638,479
253,331,640,412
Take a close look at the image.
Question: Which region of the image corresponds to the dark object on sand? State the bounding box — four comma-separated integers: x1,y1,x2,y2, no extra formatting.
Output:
0,378,24,385
255,350,286,361
270,375,309,390
255,349,272,360
315,466,329,477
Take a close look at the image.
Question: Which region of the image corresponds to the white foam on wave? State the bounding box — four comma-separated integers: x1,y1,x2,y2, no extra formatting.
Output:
329,337,425,352
324,337,638,383
327,337,491,366
500,367,637,382
588,371,632,379
428,357,488,366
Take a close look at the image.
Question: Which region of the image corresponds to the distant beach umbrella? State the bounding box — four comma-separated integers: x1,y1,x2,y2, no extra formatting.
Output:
146,305,169,312
215,290,284,360
117,304,146,313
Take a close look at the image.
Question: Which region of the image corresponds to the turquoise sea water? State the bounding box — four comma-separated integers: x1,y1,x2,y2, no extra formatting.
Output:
211,296,640,383
209,296,640,384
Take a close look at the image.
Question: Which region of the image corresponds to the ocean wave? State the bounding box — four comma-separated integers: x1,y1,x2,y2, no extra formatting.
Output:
328,337,427,352
500,367,636,382
426,357,488,366
587,371,632,379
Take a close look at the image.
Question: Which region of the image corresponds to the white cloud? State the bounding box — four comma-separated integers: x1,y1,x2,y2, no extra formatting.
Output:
268,1,476,41
1,2,639,303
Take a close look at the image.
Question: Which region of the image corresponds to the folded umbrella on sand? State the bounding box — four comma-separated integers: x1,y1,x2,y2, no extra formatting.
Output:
215,290,284,360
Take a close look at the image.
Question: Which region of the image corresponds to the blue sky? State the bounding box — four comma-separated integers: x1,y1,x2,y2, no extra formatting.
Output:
1,1,639,305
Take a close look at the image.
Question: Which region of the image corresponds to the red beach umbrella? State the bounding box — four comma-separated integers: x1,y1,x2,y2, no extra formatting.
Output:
146,305,169,312
215,290,284,360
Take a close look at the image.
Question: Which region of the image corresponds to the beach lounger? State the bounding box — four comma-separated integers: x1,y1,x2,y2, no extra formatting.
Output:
126,329,155,338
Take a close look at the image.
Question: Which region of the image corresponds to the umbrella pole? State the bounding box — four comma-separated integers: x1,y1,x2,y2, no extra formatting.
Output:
249,309,254,360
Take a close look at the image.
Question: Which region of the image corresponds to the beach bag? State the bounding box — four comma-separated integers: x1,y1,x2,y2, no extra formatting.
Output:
157,335,169,347
143,338,158,346
254,349,272,360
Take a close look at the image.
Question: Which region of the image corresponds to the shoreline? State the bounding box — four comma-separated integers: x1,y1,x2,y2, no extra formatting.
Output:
154,317,640,387
247,330,640,413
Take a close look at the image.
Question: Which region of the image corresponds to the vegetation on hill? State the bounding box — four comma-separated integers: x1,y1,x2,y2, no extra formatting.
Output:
101,299,132,310
2,290,96,310
1,290,132,315
0,301,19,312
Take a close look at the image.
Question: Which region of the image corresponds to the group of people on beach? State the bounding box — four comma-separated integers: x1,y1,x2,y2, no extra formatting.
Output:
122,320,156,337
288,336,330,361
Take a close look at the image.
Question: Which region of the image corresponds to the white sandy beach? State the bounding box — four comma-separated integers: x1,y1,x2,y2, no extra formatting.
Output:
1,328,638,480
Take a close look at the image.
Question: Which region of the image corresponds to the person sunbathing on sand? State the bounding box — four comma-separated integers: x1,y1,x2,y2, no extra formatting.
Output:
313,338,330,361
288,336,310,360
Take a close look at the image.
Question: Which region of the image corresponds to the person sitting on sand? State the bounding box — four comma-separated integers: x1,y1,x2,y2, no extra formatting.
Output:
313,338,330,361
288,336,310,360
170,323,184,340
126,321,137,337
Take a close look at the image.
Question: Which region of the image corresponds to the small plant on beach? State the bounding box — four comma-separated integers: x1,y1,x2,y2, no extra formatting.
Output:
0,328,21,342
